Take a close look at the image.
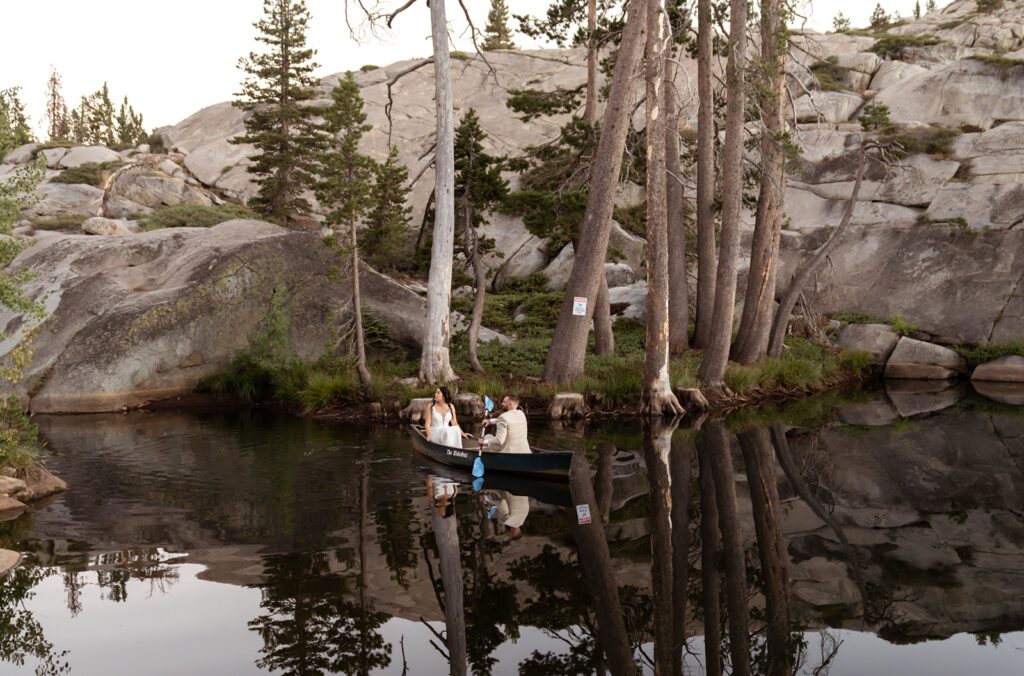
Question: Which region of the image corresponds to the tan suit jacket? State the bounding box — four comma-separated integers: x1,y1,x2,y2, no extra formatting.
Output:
493,409,532,454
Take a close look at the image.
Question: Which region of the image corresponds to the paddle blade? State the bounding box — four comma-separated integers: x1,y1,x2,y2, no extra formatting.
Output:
484,395,494,413
472,455,485,477
472,476,484,493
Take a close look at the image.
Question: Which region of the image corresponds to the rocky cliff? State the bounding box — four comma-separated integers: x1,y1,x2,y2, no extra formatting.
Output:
153,0,1024,345
3,0,1024,410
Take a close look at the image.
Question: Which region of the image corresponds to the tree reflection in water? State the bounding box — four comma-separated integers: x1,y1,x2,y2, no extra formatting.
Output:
249,456,390,675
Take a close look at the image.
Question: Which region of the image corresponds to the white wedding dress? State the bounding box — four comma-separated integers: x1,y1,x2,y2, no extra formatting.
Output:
429,405,463,449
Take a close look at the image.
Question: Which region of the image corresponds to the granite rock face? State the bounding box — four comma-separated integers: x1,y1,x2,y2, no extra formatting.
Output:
0,221,346,412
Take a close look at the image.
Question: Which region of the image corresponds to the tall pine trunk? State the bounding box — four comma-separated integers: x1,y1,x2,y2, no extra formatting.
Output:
693,0,717,348
768,144,868,358
594,273,615,355
697,0,748,394
584,0,615,358
543,0,647,383
351,222,372,390
421,0,457,383
467,224,486,373
733,0,786,364
584,0,598,126
641,0,683,417
665,43,689,355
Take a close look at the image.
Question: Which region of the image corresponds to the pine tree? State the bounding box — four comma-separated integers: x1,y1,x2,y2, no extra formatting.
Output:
363,146,411,271
454,109,507,372
926,0,937,12
69,83,115,145
115,97,147,147
869,3,891,29
832,11,851,32
45,68,70,141
317,72,375,390
0,88,34,157
233,0,327,223
482,0,517,50
914,0,921,19
67,83,146,148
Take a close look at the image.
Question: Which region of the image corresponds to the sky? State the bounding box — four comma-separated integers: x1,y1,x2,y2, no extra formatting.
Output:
1,0,946,137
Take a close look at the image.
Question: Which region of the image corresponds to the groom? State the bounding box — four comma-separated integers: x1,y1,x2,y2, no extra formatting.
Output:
484,395,532,454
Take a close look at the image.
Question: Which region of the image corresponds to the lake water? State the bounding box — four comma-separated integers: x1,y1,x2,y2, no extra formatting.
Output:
2,391,1024,675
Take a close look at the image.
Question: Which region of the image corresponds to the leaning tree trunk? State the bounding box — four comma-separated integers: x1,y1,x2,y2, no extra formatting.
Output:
543,0,648,383
665,43,689,356
467,224,487,373
567,453,637,675
692,0,717,349
697,0,749,395
767,144,869,358
351,223,372,390
739,427,791,676
703,419,752,676
732,0,787,364
420,0,457,384
642,0,684,417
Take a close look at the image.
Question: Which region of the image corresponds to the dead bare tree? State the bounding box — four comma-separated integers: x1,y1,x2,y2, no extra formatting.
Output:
768,141,876,358
642,0,685,417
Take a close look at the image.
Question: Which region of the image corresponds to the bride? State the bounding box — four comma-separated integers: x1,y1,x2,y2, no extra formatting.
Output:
424,386,469,449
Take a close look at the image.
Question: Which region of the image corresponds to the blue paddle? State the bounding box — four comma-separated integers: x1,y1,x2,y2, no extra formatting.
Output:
472,395,495,478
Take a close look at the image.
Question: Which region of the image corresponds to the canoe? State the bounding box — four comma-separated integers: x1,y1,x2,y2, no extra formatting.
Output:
410,425,573,480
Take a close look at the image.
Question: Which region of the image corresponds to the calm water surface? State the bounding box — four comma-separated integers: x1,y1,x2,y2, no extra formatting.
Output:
2,392,1024,675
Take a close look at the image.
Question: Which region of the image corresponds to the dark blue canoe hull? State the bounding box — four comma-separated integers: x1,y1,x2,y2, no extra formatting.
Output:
410,425,573,479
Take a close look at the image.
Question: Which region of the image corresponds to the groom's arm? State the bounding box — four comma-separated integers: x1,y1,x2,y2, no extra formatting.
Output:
492,415,510,451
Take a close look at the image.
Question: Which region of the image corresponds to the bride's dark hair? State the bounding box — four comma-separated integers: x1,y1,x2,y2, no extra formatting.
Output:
437,386,454,406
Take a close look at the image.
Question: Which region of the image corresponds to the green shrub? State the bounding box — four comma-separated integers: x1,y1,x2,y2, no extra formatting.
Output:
359,64,379,72
955,340,1024,367
50,161,123,187
969,53,1024,77
725,363,760,394
811,57,851,91
883,125,960,158
0,397,39,470
139,203,257,230
506,87,582,121
29,214,84,230
838,349,874,372
889,315,918,336
612,201,647,237
300,370,359,411
869,34,943,60
831,311,885,324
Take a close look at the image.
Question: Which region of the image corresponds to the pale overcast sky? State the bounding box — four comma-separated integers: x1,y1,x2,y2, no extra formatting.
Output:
1,0,944,136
